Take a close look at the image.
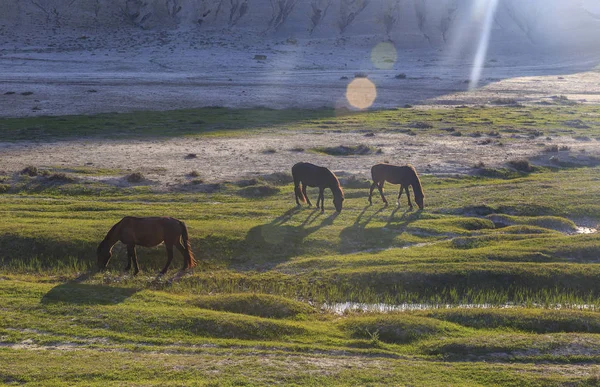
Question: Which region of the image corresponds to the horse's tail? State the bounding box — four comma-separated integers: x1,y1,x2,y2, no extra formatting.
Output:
179,220,197,269
294,184,306,203
292,165,306,203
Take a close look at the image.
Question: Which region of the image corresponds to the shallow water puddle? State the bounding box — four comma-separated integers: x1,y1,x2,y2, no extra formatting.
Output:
576,227,597,234
322,302,599,314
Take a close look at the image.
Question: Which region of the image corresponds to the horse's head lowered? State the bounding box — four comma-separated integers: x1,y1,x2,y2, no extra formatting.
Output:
96,242,112,270
415,193,424,210
333,188,344,213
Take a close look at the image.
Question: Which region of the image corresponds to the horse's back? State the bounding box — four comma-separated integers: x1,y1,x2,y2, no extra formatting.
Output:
371,163,415,185
292,162,333,187
119,216,182,246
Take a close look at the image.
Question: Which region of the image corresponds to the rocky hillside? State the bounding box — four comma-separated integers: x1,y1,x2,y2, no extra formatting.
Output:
1,0,599,51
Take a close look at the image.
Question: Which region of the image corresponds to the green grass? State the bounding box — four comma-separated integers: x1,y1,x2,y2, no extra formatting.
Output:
0,105,599,385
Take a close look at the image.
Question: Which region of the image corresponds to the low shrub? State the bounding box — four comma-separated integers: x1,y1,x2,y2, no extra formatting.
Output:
126,172,145,183
507,159,533,172
424,308,600,333
237,184,280,197
314,144,376,156
338,314,464,344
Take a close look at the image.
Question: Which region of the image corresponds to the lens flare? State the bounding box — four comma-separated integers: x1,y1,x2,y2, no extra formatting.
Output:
371,42,397,70
346,78,377,110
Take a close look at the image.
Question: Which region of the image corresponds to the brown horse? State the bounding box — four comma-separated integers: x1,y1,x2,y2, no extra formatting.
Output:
97,216,197,275
292,162,344,213
368,163,424,209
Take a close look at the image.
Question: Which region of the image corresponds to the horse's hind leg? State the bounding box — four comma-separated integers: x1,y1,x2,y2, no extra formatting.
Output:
368,182,377,205
302,184,312,206
161,244,175,275
175,241,188,271
377,182,388,205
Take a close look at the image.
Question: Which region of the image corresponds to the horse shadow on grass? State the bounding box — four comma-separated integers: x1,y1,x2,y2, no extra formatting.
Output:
231,206,339,269
339,205,424,254
41,272,139,305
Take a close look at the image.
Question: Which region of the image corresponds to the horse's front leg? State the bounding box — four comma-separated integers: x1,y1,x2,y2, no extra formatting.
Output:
319,188,325,213
127,244,140,275
131,245,140,275
161,244,175,275
405,186,413,209
397,185,404,207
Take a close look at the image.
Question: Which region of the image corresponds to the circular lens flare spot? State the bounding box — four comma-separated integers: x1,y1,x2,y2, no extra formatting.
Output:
346,78,377,110
371,42,397,70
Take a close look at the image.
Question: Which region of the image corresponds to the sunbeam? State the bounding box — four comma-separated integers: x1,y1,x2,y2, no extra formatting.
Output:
469,0,500,90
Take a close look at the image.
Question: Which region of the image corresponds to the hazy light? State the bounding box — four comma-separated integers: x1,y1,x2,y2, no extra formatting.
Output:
469,0,500,90
346,78,377,109
371,42,397,70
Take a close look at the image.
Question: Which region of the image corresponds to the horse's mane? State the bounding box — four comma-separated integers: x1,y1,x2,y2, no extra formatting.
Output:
98,219,122,251
407,164,424,198
328,170,344,198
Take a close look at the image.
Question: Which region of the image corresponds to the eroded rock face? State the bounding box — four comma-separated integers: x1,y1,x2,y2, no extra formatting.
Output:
1,0,599,51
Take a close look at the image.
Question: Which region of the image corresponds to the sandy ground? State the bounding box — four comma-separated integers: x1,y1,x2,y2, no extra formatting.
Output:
0,28,599,185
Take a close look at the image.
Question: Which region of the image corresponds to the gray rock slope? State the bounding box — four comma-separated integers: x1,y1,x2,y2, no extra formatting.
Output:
2,0,599,51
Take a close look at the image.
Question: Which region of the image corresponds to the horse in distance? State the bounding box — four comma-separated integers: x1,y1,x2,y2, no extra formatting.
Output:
368,163,424,209
292,162,344,213
97,216,197,275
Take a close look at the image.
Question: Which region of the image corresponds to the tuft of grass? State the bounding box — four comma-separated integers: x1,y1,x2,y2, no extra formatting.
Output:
338,314,466,344
126,172,145,183
189,293,315,319
20,166,39,176
423,308,600,334
341,175,372,189
47,173,76,183
313,144,377,156
236,184,280,198
261,171,293,185
507,159,533,172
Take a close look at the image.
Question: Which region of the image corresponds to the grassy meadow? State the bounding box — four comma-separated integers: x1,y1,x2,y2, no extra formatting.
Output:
1,105,600,386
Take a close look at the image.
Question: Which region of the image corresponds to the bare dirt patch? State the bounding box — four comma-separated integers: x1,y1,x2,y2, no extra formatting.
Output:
2,131,598,189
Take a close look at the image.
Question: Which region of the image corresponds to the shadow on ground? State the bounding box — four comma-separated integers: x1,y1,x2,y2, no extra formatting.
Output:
339,204,424,254
230,206,339,268
41,273,138,305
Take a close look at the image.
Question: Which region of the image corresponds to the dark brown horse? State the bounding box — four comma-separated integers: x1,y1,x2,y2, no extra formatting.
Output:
97,216,197,275
292,162,344,213
368,163,424,209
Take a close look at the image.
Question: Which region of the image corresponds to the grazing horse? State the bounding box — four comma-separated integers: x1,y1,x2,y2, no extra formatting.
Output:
292,162,344,213
97,216,197,275
368,163,424,209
